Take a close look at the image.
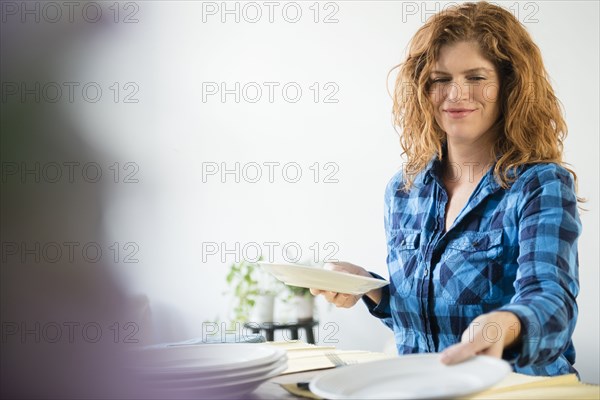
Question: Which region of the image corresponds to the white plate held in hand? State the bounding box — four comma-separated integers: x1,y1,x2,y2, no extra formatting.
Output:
309,353,511,399
258,263,389,295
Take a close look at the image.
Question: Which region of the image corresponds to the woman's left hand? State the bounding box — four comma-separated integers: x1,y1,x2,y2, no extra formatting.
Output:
440,311,521,364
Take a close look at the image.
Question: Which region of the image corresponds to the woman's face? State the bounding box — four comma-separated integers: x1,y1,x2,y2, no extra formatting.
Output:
429,41,501,145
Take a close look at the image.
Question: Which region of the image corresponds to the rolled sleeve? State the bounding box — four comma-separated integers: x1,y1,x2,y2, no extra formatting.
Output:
498,165,581,368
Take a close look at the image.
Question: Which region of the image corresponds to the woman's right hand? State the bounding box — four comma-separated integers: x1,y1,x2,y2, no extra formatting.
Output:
309,261,382,308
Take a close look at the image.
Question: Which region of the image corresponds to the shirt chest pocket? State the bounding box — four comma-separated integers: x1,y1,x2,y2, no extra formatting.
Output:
387,229,421,298
439,229,504,305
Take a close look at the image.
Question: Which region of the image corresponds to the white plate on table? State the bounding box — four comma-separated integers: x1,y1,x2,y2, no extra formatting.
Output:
169,361,287,391
133,344,285,377
259,262,389,295
147,356,288,387
152,361,288,399
309,353,511,399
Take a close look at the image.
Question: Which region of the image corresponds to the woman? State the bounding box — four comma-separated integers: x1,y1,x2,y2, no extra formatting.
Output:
311,2,582,377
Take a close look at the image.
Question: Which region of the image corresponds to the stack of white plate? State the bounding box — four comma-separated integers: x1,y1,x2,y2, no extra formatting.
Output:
132,343,287,399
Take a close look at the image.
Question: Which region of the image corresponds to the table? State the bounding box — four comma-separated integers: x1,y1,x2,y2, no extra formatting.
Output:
247,342,600,399
251,370,600,400
244,320,319,344
250,370,321,399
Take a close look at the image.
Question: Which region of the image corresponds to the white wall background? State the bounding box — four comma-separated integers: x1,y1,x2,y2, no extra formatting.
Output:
60,1,598,383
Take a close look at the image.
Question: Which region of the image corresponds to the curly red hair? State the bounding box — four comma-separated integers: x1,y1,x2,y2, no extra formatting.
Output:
391,1,580,198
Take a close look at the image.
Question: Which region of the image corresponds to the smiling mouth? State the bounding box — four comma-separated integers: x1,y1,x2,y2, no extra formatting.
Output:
444,109,475,118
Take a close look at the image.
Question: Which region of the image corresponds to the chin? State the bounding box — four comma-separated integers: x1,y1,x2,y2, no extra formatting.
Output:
443,131,477,141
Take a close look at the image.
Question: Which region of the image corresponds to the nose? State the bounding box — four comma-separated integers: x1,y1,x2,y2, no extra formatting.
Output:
445,80,471,103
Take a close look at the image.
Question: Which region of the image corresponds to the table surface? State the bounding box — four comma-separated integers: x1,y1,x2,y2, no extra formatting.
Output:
249,370,600,399
211,341,600,399
249,370,320,399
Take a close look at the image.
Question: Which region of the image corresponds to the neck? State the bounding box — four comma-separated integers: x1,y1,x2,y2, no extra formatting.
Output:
443,139,495,184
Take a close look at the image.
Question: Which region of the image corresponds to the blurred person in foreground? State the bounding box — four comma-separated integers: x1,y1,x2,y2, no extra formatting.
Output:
312,1,583,377
0,7,152,399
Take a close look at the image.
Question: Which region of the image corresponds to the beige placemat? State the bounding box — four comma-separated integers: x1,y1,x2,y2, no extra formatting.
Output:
468,373,599,400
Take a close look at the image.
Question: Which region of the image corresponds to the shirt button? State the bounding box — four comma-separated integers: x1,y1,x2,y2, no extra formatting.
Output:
424,268,429,276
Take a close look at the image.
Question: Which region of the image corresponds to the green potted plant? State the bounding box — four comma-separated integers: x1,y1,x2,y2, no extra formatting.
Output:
224,257,283,323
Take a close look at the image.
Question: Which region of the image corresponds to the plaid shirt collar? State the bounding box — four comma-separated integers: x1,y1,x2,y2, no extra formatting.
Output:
416,145,503,193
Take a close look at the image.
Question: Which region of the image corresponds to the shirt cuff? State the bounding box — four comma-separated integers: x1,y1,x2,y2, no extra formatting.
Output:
496,303,541,367
361,272,391,319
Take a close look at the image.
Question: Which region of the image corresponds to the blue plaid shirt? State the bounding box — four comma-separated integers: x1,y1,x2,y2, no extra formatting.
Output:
364,155,581,376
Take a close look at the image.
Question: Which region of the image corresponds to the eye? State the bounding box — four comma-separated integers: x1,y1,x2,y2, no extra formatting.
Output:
430,77,450,84
467,76,486,81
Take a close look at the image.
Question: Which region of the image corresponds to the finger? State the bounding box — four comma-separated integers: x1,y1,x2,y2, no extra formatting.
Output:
338,293,359,308
440,341,478,365
478,345,503,359
341,294,359,308
440,327,495,365
334,293,351,307
323,291,339,303
310,288,323,296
